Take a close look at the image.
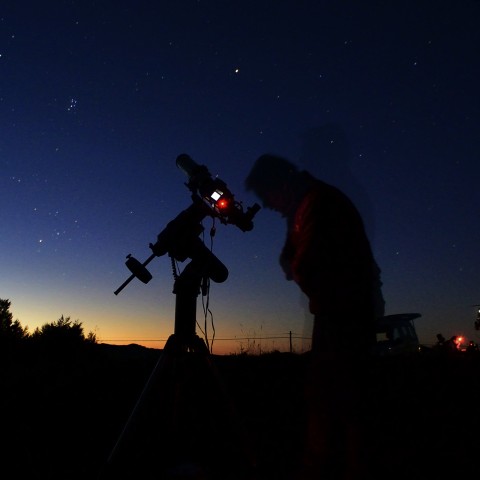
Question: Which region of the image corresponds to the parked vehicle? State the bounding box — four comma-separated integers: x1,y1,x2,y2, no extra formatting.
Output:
375,313,421,355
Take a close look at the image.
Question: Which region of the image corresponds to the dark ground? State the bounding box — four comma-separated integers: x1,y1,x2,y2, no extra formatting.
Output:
1,343,479,479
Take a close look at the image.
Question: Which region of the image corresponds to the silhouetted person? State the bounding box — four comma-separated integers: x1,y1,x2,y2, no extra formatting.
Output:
445,335,460,353
436,333,446,347
245,154,384,480
466,340,478,354
299,124,376,246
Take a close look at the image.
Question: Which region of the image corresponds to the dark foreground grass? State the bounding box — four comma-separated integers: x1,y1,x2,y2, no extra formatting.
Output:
2,344,479,479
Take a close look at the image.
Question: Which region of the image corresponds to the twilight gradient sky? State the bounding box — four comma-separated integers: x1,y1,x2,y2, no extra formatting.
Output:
1,1,479,354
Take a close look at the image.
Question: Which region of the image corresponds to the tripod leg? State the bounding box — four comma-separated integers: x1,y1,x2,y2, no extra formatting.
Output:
99,335,258,480
98,350,173,479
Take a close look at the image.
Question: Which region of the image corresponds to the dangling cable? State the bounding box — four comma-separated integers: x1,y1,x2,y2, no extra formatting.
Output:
196,219,208,344
201,276,215,353
196,217,217,353
208,218,217,353
200,276,210,352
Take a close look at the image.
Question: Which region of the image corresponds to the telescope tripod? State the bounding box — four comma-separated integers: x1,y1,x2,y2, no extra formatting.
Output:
100,261,256,480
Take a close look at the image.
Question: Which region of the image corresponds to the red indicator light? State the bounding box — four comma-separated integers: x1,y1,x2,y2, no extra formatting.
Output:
217,198,228,209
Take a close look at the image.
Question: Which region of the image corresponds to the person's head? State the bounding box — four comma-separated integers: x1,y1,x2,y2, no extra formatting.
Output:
245,154,300,215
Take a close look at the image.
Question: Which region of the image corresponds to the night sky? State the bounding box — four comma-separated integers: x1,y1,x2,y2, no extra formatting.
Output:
1,1,479,354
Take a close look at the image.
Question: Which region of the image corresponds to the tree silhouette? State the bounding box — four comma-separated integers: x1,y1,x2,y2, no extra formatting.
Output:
0,298,29,348
0,298,98,357
31,315,95,355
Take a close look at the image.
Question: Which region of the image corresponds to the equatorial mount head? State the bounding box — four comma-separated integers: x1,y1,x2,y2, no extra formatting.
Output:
114,154,260,295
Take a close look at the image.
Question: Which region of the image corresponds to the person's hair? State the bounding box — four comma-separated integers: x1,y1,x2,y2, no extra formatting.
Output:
245,154,298,195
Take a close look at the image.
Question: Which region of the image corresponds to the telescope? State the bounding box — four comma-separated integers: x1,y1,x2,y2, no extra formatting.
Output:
105,155,260,479
114,154,260,295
